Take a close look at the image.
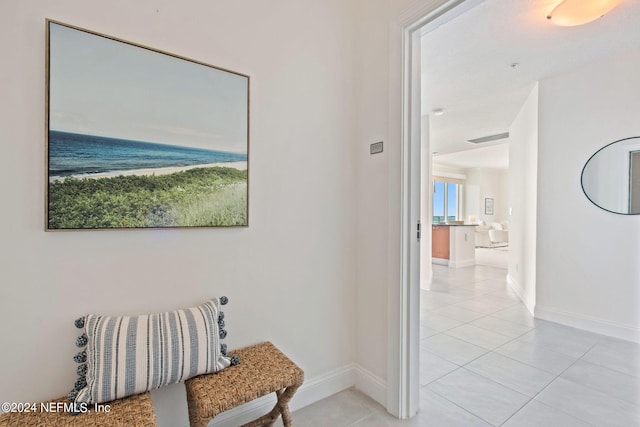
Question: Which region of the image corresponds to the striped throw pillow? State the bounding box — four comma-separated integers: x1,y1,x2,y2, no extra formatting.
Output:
69,297,237,405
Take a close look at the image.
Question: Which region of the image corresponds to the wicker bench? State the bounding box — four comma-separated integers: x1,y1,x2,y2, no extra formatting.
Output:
185,341,304,427
0,392,157,427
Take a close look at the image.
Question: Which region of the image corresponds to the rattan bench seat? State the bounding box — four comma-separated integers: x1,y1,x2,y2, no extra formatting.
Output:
0,392,157,427
185,341,304,427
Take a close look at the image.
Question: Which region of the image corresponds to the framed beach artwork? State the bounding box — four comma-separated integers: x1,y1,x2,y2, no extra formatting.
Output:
484,198,494,215
46,20,249,230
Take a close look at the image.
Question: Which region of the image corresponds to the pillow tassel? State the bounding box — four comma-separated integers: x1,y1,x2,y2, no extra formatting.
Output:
74,376,87,391
220,296,228,305
73,350,87,364
74,316,85,329
68,389,83,416
75,333,88,348
219,329,227,339
77,363,88,377
230,354,240,366
220,343,227,356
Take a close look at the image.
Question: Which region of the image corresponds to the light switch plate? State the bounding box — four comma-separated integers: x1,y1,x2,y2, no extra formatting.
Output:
370,141,383,154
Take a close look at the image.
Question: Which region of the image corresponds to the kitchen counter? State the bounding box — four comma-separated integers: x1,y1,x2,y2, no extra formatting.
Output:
432,224,476,268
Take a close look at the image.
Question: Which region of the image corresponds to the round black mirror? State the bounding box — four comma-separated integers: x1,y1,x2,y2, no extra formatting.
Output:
581,136,640,214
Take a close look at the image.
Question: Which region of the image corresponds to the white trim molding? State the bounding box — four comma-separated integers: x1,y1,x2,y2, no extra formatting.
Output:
433,258,476,268
535,305,640,344
389,0,487,419
506,274,535,315
448,258,475,269
208,364,390,427
355,365,388,407
210,364,357,427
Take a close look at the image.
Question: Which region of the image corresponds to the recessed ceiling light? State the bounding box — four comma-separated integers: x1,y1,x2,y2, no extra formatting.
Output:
432,108,444,116
547,0,621,26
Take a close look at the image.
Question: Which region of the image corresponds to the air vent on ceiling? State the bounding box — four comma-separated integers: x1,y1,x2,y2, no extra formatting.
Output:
467,132,510,144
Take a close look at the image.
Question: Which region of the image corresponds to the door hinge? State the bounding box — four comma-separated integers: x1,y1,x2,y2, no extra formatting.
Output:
417,221,421,241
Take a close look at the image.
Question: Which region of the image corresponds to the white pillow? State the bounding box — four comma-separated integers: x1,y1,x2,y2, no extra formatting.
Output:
491,223,503,230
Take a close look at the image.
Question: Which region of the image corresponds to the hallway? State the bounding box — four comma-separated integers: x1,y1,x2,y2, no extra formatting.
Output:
283,264,639,426
417,264,640,425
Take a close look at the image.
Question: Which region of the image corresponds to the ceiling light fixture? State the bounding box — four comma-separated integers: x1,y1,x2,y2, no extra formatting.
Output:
547,0,621,26
432,108,444,116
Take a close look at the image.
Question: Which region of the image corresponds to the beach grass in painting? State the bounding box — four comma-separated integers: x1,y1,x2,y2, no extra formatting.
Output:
46,21,249,229
49,166,247,229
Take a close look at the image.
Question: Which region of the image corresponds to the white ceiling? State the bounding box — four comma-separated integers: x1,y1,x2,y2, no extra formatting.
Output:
422,0,640,169
435,142,509,170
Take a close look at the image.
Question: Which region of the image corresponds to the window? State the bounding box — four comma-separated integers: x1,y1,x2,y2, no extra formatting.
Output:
432,178,462,223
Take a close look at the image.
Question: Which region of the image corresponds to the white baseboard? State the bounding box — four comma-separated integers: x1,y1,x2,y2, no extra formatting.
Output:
354,365,387,407
449,258,475,269
506,274,534,315
432,258,475,269
210,364,357,427
535,305,640,343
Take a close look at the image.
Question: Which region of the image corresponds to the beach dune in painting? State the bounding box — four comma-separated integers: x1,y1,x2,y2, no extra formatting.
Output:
48,130,248,229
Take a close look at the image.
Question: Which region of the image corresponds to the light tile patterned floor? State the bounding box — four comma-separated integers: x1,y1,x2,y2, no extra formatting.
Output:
284,264,640,426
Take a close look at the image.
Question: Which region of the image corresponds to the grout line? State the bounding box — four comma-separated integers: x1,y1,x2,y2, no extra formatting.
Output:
424,263,637,427
345,413,375,427
423,375,500,427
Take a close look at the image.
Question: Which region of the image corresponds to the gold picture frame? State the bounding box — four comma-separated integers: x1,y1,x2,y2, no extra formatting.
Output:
46,20,249,230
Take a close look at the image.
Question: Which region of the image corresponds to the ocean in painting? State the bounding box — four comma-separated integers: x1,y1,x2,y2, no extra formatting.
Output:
49,130,247,178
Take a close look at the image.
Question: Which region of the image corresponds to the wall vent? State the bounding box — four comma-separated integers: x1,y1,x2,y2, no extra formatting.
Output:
467,132,509,144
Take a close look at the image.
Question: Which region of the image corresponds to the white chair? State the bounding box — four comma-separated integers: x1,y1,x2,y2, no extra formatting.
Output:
488,228,509,246
475,221,509,248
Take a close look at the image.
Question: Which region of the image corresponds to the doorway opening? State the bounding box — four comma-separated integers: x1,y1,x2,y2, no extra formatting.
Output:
394,0,538,419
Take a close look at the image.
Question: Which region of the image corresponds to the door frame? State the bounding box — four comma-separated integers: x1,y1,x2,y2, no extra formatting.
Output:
387,0,485,418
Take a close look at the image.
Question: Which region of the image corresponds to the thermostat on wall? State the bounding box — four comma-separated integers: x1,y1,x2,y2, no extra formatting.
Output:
370,141,383,154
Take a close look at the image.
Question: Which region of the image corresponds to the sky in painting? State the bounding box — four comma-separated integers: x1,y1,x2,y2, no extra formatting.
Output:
48,22,248,153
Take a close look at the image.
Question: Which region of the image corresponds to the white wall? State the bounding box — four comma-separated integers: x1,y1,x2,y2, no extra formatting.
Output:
352,0,419,391
433,164,467,179
0,1,359,425
464,167,508,224
465,168,481,222
537,49,640,341
449,226,475,268
508,84,538,313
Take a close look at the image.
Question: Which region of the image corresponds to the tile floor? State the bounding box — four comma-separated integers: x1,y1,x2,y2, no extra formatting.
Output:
283,264,640,426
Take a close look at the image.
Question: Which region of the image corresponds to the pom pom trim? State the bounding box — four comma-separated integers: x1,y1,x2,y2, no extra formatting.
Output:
73,350,87,364
76,333,88,348
74,317,86,329
230,354,240,366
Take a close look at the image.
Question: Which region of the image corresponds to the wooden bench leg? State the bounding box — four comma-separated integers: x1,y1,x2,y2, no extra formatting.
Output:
240,383,301,427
